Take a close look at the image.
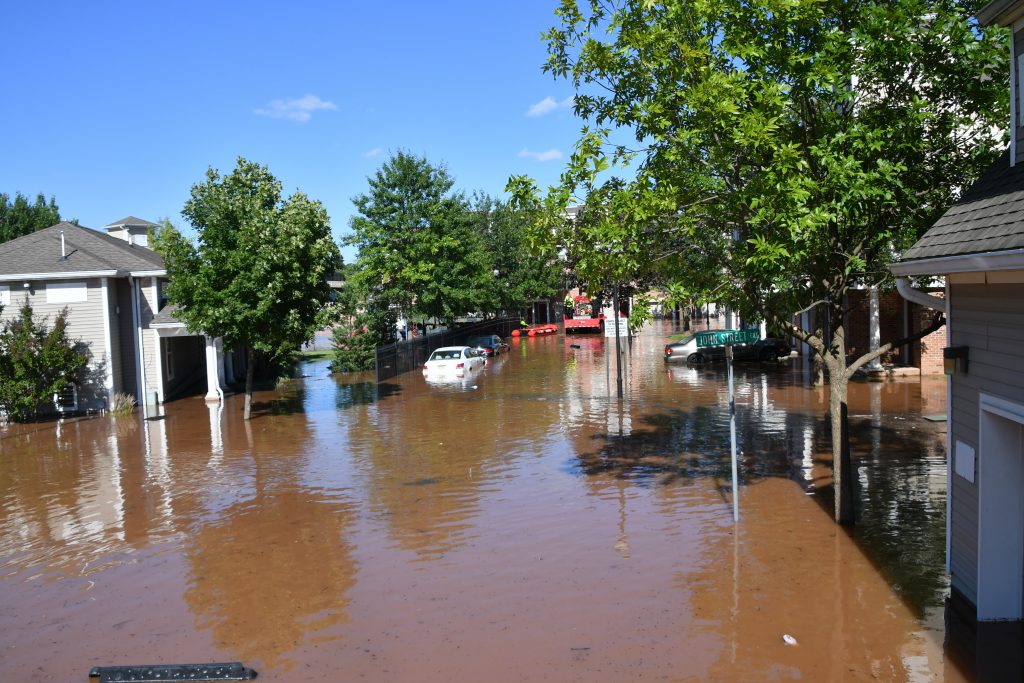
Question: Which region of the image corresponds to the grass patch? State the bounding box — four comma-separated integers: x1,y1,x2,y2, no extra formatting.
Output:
300,349,334,361
109,392,136,417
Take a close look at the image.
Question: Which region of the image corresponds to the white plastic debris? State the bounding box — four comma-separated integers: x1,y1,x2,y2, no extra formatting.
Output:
782,634,798,646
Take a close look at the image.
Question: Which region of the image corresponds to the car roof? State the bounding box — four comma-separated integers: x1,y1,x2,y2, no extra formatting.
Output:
433,346,469,352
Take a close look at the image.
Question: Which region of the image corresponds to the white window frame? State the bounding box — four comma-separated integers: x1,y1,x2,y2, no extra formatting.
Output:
53,384,79,412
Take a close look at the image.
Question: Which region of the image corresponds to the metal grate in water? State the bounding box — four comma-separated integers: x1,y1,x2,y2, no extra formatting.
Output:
88,662,256,681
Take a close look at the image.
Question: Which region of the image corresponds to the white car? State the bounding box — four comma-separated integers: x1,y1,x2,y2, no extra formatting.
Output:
422,346,485,378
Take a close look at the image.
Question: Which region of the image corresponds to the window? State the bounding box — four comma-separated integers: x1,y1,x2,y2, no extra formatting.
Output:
0,285,9,306
53,384,78,412
165,340,175,380
46,282,88,304
158,279,169,310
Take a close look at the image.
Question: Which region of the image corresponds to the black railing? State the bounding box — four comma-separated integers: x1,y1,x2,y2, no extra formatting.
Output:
375,317,518,382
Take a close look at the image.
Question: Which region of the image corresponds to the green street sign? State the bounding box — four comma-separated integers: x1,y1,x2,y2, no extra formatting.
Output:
695,329,761,348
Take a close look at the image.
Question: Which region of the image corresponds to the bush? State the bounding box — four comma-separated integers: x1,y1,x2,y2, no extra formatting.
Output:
330,317,376,373
0,301,88,422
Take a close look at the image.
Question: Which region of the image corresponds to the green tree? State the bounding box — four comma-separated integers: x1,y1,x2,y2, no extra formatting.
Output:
347,151,493,338
0,192,63,243
0,300,88,422
511,0,1007,523
471,194,563,317
156,158,342,420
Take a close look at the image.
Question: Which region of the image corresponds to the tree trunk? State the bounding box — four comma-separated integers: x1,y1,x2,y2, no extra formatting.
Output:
780,307,944,527
828,373,855,524
826,322,855,525
243,347,255,421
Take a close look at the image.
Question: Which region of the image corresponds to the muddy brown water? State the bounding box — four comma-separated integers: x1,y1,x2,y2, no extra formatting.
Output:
0,321,992,681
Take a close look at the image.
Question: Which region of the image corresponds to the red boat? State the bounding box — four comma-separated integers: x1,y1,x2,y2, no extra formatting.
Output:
511,324,558,338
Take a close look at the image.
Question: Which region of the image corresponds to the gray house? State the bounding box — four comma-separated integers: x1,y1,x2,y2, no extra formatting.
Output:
891,0,1024,622
0,218,231,413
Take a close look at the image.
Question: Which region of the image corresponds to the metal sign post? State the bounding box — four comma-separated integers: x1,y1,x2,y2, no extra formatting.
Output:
696,329,757,522
726,345,739,522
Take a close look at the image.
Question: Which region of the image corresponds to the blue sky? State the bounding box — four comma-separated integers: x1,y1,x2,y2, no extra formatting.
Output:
1,1,589,262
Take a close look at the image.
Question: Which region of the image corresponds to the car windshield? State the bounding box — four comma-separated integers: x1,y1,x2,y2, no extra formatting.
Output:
428,350,462,361
467,337,489,347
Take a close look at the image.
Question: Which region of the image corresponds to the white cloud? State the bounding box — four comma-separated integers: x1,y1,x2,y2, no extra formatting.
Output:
518,148,563,162
526,96,573,117
362,147,384,158
254,94,338,123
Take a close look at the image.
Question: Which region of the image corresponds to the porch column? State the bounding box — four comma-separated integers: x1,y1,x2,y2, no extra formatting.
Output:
868,287,882,370
204,336,223,402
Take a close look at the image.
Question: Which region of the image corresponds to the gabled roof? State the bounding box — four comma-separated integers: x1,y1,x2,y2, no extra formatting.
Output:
893,152,1024,274
103,216,159,230
150,303,185,328
0,222,165,280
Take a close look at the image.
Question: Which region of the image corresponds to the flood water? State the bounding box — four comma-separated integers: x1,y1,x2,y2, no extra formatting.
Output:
0,321,991,681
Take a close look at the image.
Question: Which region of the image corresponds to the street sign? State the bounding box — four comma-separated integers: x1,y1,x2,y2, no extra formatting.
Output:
604,314,628,337
695,329,760,348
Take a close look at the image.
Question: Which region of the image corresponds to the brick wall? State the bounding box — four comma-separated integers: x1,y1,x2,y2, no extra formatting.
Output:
844,288,944,374
910,291,946,376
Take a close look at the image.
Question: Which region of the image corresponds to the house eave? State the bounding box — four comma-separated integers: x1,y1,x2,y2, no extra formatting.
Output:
0,270,120,282
890,248,1024,276
977,0,1024,27
129,270,167,278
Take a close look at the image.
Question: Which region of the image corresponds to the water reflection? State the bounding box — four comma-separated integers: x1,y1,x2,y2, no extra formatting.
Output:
0,322,981,681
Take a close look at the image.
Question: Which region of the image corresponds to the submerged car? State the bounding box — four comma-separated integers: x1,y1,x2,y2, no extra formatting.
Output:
664,335,791,364
423,346,485,378
466,334,510,357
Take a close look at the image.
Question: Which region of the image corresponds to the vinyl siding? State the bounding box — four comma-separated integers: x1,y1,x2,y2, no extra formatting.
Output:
947,282,1024,605
0,279,109,409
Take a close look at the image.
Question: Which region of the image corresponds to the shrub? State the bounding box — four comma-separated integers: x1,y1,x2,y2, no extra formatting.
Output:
0,301,88,422
330,317,376,373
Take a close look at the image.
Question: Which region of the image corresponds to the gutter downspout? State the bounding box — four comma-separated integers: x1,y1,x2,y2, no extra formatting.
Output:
895,277,947,313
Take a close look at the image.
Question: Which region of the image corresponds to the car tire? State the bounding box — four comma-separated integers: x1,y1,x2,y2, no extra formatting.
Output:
687,352,706,365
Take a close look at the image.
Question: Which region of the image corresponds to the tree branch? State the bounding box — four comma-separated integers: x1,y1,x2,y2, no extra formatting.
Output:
844,312,946,380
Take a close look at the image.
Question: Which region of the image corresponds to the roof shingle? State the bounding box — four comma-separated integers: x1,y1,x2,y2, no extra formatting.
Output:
0,222,164,278
902,151,1024,261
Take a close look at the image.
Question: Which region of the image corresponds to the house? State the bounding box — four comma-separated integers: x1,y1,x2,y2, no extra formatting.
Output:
0,218,231,413
890,0,1024,622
